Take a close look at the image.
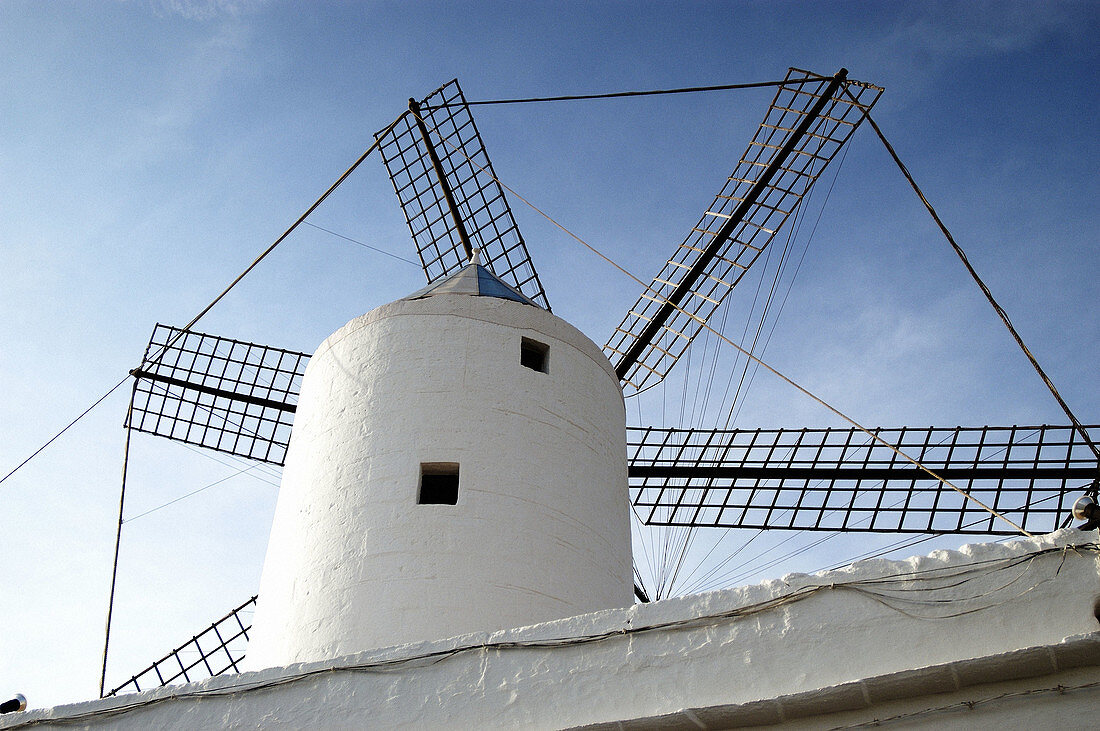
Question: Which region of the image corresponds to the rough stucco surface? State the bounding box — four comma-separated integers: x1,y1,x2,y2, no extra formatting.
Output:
8,529,1098,730
577,655,1100,730
245,293,633,669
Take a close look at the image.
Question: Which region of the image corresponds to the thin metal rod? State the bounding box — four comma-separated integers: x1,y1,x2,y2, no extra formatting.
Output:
100,393,136,697
408,98,474,261
614,68,849,380
856,103,1100,463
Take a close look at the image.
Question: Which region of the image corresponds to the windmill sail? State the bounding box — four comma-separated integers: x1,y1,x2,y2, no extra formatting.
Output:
628,424,1099,534
127,324,310,466
106,595,256,696
375,79,551,310
606,68,883,395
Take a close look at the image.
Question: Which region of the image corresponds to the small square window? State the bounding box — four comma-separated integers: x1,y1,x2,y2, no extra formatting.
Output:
520,337,549,373
419,463,459,505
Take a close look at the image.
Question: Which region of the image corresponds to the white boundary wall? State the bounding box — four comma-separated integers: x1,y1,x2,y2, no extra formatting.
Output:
8,529,1097,729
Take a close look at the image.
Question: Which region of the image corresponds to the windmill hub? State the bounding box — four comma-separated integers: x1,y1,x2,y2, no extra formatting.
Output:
244,264,633,669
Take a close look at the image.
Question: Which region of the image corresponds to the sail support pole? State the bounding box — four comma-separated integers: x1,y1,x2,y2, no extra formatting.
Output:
409,98,474,261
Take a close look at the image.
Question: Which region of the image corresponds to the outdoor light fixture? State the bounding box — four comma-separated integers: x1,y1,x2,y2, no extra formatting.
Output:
1072,494,1099,530
0,694,27,714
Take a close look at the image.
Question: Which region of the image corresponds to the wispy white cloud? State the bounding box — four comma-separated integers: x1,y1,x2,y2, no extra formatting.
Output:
144,0,268,21
847,0,1092,98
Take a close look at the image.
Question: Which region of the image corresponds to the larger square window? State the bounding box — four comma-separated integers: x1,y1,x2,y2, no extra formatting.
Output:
520,337,549,373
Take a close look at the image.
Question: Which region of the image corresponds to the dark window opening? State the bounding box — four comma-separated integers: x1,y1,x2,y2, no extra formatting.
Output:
520,337,549,373
419,462,459,505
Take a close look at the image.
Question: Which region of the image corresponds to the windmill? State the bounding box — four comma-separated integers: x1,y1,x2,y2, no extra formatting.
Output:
106,69,1099,695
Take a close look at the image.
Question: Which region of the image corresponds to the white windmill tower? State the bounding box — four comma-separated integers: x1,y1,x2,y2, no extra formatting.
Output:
245,253,633,667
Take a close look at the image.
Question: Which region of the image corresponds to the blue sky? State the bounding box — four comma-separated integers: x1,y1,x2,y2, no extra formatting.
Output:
1,0,1097,709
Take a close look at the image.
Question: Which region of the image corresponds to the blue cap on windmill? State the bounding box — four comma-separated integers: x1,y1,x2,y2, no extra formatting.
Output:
404,263,538,307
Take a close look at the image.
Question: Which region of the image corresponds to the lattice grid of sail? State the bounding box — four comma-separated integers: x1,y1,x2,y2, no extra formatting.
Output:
628,424,1098,535
107,595,256,696
127,325,310,466
375,79,550,310
607,69,883,394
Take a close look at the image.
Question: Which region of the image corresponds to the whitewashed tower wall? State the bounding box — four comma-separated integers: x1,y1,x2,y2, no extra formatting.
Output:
245,289,632,669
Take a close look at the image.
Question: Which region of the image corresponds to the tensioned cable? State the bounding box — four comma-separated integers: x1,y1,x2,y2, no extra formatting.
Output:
717,218,790,425
675,527,764,596
695,285,735,427
664,315,728,576
303,221,420,267
812,483,1087,575
629,401,660,597
741,470,1071,589
724,142,850,431
659,187,819,596
139,376,284,485
676,153,853,595
719,190,804,430
123,461,266,524
0,379,129,487
0,112,407,490
99,379,281,692
689,427,1048,592
179,443,281,487
644,344,694,596
407,104,1032,537
689,446,933,590
97,383,277,692
851,95,1099,464
675,431,859,594
463,79,794,106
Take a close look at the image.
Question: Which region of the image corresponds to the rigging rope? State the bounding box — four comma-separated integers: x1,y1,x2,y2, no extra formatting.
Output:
464,79,793,106
813,482,1087,575
689,427,1053,592
853,99,1100,464
0,378,129,487
678,154,877,595
303,221,421,267
724,143,850,431
122,461,269,524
